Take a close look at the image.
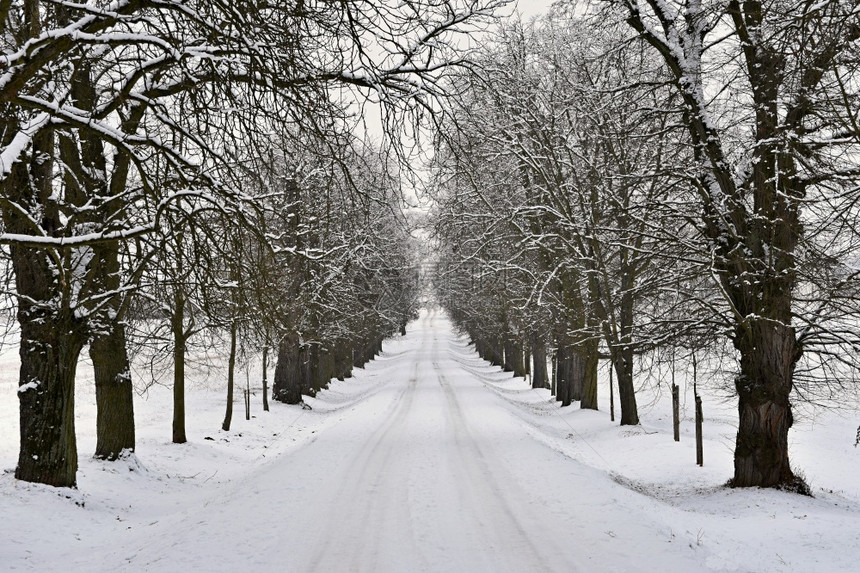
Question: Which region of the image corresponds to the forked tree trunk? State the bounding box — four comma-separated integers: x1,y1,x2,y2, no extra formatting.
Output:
621,0,817,487
57,54,136,462
6,128,84,487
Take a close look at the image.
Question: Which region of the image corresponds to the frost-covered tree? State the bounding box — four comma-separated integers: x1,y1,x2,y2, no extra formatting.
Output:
432,12,696,421
1,0,503,487
609,0,860,489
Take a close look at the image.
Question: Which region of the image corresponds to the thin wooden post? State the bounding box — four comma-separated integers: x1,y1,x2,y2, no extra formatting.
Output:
609,363,615,423
262,346,270,412
695,382,703,466
245,369,251,421
672,383,680,442
672,348,679,441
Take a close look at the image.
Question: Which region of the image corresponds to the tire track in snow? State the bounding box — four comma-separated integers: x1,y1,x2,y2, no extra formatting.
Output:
305,326,431,572
434,365,565,572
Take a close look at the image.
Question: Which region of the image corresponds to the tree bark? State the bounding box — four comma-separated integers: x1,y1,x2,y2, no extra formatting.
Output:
89,241,135,459
5,124,83,487
319,346,335,391
570,348,584,402
531,340,549,389
580,338,599,411
91,319,135,459
489,337,504,367
621,0,821,486
730,320,798,488
611,346,639,425
333,341,352,381
172,291,188,444
222,321,238,431
503,337,516,372
273,333,303,404
509,339,526,378
14,287,84,487
556,345,571,406
353,339,367,369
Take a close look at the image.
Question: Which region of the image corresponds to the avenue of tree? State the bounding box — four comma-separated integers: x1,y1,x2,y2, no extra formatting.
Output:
2,0,859,493
432,0,860,491
0,0,502,487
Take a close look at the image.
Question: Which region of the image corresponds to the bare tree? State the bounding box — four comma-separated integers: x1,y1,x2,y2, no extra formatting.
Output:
611,0,860,489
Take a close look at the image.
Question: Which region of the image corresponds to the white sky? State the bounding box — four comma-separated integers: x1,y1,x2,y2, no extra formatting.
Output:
513,0,556,17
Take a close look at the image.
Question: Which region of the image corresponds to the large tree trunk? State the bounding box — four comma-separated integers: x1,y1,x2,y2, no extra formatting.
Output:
531,340,549,390
172,292,187,444
333,341,352,381
506,338,526,378
612,346,639,425
570,349,584,402
489,337,504,367
15,287,85,487
5,124,84,487
353,339,367,369
730,320,799,488
503,337,516,372
91,319,135,459
273,334,303,404
90,242,135,460
301,343,317,397
621,0,816,488
318,346,334,392
556,345,571,407
580,338,599,411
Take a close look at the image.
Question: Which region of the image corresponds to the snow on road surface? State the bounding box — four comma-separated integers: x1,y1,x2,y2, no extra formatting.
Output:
99,310,698,572
2,309,859,572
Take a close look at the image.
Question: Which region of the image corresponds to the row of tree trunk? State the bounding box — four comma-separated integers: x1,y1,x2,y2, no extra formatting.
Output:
465,326,601,412
271,332,387,405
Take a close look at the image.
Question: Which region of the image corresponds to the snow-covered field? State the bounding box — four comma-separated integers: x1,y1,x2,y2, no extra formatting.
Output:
1,310,858,572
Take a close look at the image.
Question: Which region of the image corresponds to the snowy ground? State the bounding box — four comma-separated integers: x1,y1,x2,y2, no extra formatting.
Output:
1,310,859,572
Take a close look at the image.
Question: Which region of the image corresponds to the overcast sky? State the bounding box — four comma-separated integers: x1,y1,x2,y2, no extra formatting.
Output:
513,0,555,17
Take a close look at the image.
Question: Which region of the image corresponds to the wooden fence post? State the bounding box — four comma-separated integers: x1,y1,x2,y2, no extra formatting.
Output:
672,383,680,442
609,364,615,423
695,382,703,467
244,370,251,421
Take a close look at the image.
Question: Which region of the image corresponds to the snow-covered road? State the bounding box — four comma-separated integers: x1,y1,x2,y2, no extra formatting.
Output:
84,310,702,572
5,309,860,572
